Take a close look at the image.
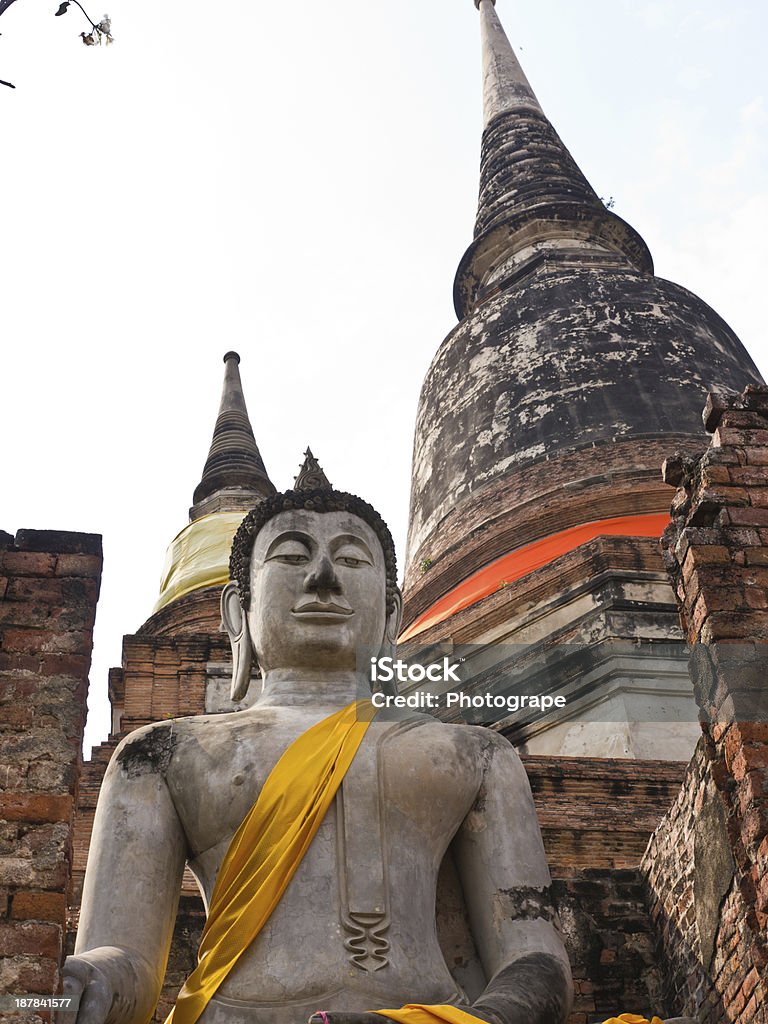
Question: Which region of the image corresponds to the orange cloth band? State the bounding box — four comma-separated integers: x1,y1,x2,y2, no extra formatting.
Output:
400,513,670,643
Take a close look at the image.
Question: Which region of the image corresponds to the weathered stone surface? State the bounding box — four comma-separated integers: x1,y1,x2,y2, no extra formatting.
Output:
406,265,762,593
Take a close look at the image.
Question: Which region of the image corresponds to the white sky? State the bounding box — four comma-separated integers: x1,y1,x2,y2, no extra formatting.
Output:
2,0,766,754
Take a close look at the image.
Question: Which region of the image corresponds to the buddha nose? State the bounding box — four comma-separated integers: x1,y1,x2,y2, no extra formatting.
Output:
305,555,342,595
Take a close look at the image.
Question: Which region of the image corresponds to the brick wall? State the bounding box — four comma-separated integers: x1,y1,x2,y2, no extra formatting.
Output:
0,529,102,1013
524,756,686,873
554,870,667,1024
642,384,768,1022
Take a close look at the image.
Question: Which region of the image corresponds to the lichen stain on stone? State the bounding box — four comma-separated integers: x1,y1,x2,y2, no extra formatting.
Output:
492,886,555,929
116,725,176,779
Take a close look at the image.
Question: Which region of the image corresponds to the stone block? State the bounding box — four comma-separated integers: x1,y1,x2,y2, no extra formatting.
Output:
54,554,103,580
0,792,73,824
6,955,60,995
719,411,768,431
0,706,34,730
724,507,768,528
10,892,67,928
714,427,768,447
14,530,102,556
0,921,61,959
38,654,90,679
0,551,57,577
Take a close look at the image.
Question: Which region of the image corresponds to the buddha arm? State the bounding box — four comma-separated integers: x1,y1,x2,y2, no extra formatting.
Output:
451,730,573,1024
65,725,188,1024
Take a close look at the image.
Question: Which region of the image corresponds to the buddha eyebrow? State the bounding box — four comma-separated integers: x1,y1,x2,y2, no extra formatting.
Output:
330,534,374,561
264,532,313,558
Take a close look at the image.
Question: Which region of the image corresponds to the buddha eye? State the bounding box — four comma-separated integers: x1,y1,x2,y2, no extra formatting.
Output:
266,540,311,565
335,547,372,568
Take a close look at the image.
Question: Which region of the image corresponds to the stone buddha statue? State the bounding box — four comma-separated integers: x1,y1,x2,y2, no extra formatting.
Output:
64,483,576,1024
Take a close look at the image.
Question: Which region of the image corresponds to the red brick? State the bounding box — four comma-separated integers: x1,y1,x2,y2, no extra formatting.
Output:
734,723,768,745
742,966,760,1000
724,526,763,547
0,629,50,655
702,464,733,485
2,628,92,657
54,554,102,579
0,921,61,958
703,611,768,642
741,806,768,847
11,891,67,928
735,770,768,812
743,993,760,1020
724,507,768,528
0,652,41,674
702,484,751,507
739,746,768,772
38,653,90,678
4,577,67,603
715,427,768,447
0,601,54,627
721,410,768,429
13,956,59,993
729,466,768,485
684,545,733,568
0,551,57,577
0,792,73,823
744,587,768,609
0,706,34,729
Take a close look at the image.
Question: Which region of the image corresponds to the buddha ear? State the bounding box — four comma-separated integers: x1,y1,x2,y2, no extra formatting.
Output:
378,589,403,663
221,581,253,703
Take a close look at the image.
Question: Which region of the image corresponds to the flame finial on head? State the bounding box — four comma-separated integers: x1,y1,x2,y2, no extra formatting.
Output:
294,448,332,491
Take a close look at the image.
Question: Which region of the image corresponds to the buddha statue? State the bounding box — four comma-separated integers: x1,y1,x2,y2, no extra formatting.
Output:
63,482,580,1024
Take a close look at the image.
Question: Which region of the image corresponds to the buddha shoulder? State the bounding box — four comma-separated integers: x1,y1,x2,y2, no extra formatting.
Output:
109,710,247,782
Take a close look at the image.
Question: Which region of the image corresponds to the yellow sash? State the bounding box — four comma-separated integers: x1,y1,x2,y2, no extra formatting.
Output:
600,1017,663,1024
374,1003,662,1024
167,700,375,1024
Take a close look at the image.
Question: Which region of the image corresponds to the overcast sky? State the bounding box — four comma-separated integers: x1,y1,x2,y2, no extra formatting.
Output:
2,0,766,753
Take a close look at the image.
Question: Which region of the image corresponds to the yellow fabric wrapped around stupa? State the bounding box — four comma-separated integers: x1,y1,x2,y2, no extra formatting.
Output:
154,511,246,612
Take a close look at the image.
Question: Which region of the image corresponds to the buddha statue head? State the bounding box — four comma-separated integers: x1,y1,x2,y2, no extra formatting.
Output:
222,478,402,701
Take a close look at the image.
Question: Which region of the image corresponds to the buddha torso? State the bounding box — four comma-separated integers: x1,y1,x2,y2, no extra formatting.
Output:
163,704,487,1023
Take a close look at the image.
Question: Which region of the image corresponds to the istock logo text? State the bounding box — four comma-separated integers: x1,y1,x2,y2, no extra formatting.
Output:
370,657,462,684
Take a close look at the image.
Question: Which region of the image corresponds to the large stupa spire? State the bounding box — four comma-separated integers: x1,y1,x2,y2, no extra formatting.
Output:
456,0,651,318
403,0,762,759
476,0,541,124
191,351,275,518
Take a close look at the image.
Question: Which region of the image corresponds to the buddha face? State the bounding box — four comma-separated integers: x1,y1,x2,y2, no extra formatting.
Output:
245,509,392,674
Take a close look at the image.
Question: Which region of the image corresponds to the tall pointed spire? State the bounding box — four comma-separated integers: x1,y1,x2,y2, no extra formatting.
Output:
476,0,542,125
455,0,652,318
191,352,276,517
